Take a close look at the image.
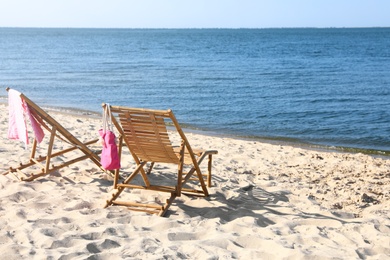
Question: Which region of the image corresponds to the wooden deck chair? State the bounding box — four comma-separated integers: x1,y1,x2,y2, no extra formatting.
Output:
103,104,218,217
3,88,107,181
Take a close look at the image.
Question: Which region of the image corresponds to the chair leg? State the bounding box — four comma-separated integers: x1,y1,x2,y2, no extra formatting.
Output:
44,126,57,174
146,162,155,174
30,138,37,159
207,154,213,187
177,140,185,197
105,161,147,208
158,192,177,217
113,169,120,189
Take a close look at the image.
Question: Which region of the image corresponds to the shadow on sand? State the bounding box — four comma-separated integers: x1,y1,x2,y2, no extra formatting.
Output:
88,168,361,227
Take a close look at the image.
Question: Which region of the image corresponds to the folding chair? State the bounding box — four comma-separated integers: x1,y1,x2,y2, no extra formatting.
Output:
103,104,218,216
3,88,107,181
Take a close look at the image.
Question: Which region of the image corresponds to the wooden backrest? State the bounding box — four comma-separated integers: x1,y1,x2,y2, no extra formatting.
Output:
110,106,180,164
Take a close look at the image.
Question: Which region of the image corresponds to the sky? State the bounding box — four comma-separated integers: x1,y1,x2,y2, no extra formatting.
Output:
0,0,389,29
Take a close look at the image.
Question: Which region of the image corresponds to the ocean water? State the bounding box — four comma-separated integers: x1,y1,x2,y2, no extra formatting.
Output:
0,28,389,154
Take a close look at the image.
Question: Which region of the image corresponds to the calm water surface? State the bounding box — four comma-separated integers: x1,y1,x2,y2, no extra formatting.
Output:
0,28,389,154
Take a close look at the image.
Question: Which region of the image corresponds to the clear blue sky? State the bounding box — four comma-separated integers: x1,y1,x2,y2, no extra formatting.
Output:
0,0,389,28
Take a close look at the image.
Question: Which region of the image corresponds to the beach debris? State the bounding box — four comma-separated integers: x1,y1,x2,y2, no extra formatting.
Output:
332,203,343,209
240,184,254,191
312,154,324,160
361,193,379,204
240,170,253,175
307,195,316,201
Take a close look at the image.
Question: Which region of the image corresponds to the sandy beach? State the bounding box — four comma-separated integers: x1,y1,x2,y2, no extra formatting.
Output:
0,103,389,259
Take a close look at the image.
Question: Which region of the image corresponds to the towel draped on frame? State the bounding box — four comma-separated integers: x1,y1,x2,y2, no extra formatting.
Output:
8,89,45,147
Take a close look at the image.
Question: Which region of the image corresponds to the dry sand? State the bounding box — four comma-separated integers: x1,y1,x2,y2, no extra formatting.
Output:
0,103,389,259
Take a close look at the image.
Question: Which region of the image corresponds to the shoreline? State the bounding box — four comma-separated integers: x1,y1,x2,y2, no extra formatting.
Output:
1,100,388,158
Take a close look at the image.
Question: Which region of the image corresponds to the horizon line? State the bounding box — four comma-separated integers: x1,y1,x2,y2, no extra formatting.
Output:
1,26,389,30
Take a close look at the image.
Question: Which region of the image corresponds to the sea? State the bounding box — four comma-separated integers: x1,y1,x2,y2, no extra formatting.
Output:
0,28,389,155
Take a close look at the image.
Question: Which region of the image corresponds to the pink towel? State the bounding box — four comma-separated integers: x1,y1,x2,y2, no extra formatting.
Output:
8,89,29,146
24,102,45,143
8,89,45,146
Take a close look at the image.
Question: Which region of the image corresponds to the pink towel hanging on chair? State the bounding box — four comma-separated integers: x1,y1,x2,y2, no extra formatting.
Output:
8,89,29,147
24,101,45,143
8,89,45,147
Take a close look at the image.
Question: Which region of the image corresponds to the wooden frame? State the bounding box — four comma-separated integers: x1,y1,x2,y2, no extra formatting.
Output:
103,104,218,216
2,88,108,181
